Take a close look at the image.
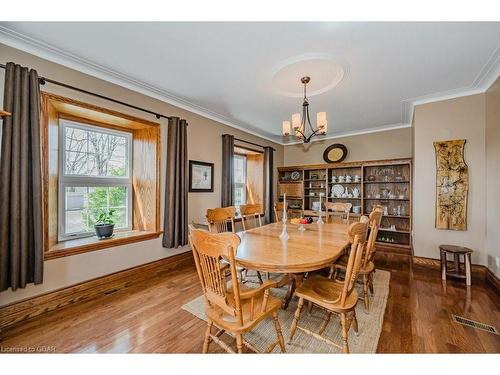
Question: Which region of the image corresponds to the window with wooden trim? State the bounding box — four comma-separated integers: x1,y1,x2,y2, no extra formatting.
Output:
41,92,161,259
233,146,264,213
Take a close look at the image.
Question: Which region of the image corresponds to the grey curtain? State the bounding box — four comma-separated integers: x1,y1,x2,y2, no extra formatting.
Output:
0,62,43,291
221,134,234,207
263,146,274,223
162,117,188,248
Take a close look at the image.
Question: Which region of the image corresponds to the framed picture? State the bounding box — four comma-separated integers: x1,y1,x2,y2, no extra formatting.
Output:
189,160,214,192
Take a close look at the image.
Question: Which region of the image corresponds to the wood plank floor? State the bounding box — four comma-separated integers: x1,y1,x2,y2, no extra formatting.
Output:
1,254,499,353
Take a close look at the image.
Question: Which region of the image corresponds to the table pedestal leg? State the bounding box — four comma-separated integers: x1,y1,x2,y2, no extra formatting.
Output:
281,274,304,310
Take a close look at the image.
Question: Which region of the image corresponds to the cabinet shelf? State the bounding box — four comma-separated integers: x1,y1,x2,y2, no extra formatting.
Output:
379,228,410,234
328,182,361,185
364,180,410,184
365,198,409,201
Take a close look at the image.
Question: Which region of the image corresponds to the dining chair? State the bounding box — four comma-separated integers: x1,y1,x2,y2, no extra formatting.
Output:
189,226,286,354
239,203,266,283
325,202,352,223
329,206,383,312
274,201,288,222
240,203,263,230
206,206,236,233
288,221,369,353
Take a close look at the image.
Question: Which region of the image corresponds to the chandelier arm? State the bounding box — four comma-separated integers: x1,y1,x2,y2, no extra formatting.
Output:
295,127,306,140
306,105,315,134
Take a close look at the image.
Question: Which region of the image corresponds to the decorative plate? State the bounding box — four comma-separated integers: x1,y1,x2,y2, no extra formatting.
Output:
331,184,344,197
323,143,348,163
290,171,301,181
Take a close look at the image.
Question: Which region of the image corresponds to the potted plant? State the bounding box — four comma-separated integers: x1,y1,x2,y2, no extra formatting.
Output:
94,209,116,239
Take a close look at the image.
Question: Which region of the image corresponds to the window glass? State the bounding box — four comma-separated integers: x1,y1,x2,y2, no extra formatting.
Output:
59,120,132,239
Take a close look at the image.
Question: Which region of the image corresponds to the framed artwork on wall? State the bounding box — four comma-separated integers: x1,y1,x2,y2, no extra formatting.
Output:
434,139,468,230
189,160,214,192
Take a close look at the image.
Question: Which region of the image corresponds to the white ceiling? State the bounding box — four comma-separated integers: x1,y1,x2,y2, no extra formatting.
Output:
1,22,499,144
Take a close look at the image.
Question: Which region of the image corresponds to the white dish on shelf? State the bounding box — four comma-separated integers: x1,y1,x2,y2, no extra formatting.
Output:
331,184,344,197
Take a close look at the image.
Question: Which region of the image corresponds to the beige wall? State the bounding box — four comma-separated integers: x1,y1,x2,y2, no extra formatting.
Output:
0,43,283,306
283,127,412,166
486,77,500,276
413,94,487,265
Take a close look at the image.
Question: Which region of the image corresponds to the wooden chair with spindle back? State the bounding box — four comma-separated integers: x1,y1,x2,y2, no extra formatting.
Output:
274,201,288,222
239,203,266,283
240,203,263,230
325,202,352,223
189,226,286,354
206,206,236,234
330,206,383,312
288,221,369,353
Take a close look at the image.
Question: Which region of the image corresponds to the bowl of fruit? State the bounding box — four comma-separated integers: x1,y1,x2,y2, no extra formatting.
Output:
290,216,314,231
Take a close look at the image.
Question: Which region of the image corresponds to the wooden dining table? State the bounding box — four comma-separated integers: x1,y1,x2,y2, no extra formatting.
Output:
235,221,351,309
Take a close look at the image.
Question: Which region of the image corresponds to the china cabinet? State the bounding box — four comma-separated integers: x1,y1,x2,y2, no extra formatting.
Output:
278,158,412,253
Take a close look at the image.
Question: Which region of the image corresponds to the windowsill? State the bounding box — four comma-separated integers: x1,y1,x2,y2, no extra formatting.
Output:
45,230,162,260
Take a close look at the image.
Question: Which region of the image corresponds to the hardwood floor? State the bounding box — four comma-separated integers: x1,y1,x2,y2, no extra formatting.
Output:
1,253,499,353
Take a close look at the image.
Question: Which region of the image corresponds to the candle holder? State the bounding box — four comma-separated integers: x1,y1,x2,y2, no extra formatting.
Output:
279,222,290,241
317,194,324,225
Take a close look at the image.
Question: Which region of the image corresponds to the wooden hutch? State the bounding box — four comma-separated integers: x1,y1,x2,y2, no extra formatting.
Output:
278,158,412,254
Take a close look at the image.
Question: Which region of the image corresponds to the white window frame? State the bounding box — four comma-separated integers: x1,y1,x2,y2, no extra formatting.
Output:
233,154,247,210
58,119,133,241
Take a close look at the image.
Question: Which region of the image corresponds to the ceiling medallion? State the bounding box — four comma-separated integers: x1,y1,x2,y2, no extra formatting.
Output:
281,76,327,144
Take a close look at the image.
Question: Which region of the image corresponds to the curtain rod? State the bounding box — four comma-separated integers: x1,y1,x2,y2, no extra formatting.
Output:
231,136,276,151
0,63,171,121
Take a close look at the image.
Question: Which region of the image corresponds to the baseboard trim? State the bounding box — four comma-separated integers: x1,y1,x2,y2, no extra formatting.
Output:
486,268,500,296
412,255,499,294
0,251,194,331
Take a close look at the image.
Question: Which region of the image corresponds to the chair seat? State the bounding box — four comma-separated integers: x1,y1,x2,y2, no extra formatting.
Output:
295,275,358,312
205,284,282,333
334,254,375,274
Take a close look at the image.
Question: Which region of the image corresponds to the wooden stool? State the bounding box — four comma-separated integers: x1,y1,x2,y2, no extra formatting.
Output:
439,245,473,286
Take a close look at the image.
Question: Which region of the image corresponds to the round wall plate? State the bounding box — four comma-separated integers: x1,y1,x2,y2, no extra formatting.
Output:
323,143,348,163
290,171,301,180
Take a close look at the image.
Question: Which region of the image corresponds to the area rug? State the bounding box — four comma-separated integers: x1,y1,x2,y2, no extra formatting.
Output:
182,270,390,353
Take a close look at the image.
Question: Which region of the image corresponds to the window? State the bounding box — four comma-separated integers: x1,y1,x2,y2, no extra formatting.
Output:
233,154,247,210
58,120,132,240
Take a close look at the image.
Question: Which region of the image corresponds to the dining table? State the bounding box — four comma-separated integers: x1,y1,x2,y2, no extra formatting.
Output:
235,221,351,309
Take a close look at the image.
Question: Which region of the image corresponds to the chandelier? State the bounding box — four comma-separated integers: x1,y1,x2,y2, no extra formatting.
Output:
281,76,328,143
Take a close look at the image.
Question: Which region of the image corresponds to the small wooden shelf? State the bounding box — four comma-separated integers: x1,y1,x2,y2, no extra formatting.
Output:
383,215,410,219
0,110,12,117
278,180,303,183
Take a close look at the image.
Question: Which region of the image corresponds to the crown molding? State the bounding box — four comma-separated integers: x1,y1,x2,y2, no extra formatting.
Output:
282,123,412,146
402,42,500,124
0,26,498,148
0,26,282,145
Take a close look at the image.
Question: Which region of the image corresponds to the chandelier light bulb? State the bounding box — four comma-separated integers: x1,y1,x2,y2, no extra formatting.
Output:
282,120,291,136
317,112,327,134
291,113,301,130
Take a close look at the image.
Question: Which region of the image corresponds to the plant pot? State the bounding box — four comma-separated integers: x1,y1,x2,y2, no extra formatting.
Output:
95,223,115,239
